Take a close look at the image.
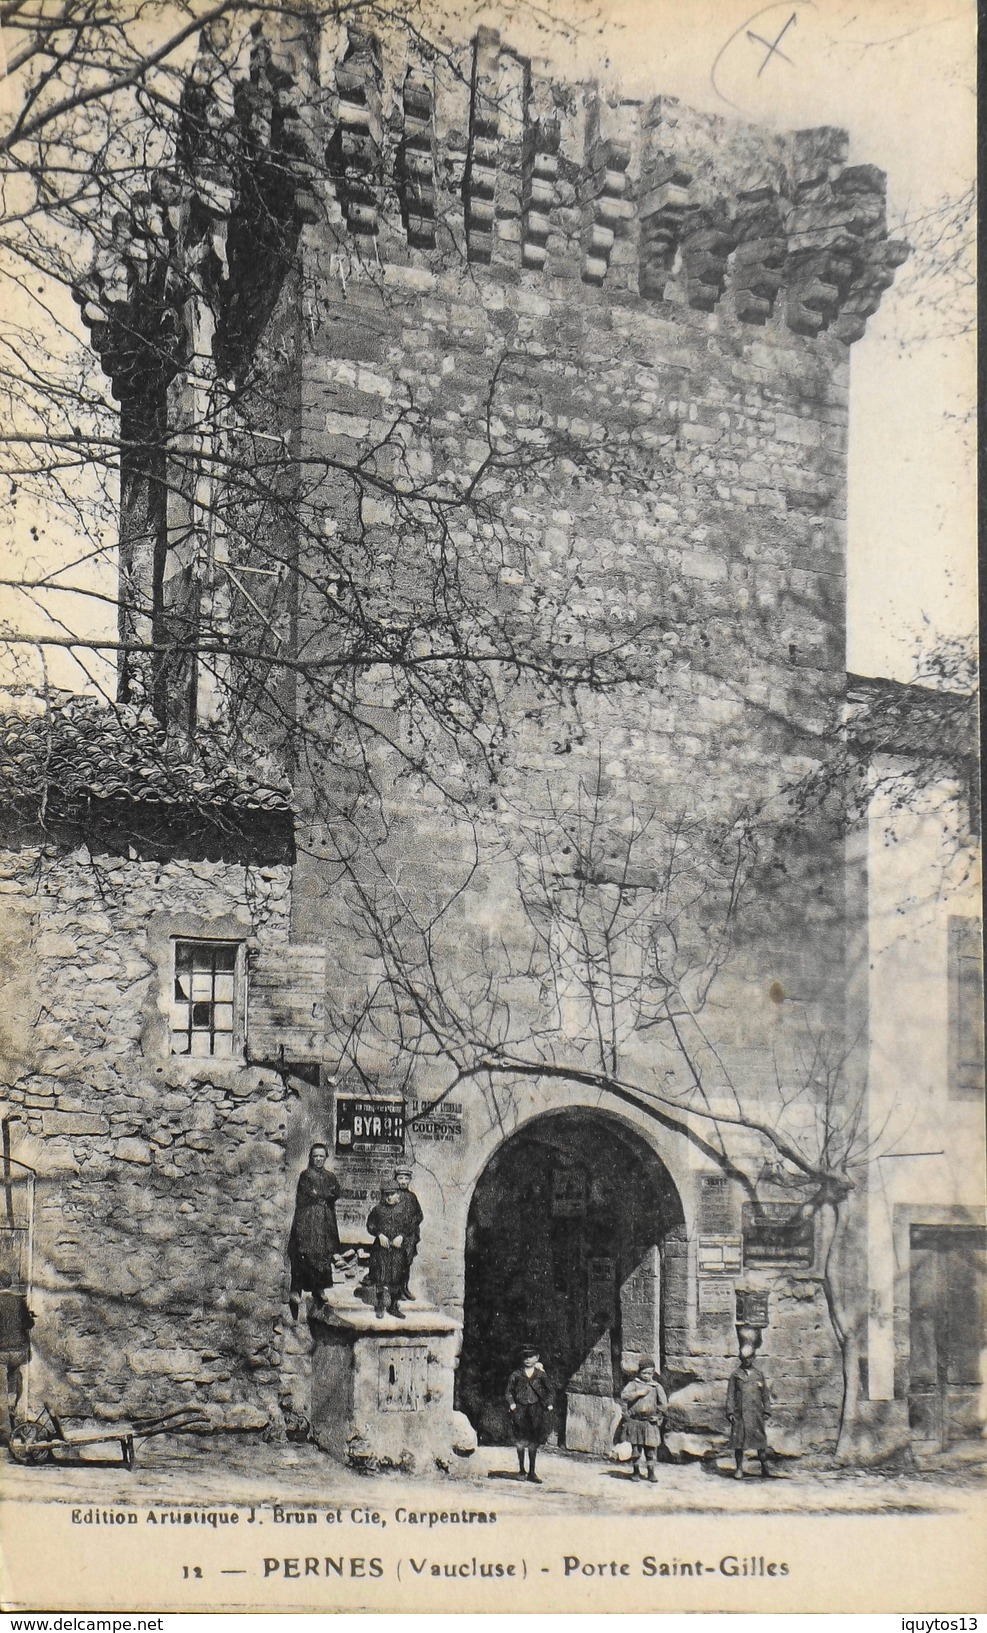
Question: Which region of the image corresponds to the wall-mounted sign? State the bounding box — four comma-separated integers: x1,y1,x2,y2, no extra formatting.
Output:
698,1175,734,1232
406,1097,463,1143
698,1276,734,1317
742,1202,814,1267
552,1168,587,1218
334,1156,401,1241
698,1235,743,1275
335,1097,405,1155
735,1287,770,1328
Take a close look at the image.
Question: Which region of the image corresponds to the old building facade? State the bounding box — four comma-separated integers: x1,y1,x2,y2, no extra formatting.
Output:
0,692,321,1431
847,676,984,1457
5,19,978,1465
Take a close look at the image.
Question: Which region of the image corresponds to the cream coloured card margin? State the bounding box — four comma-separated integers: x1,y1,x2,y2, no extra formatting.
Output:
1,1494,987,1612
0,0,980,1615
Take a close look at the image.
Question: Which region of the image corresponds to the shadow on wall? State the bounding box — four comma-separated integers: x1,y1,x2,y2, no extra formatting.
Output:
458,1109,684,1448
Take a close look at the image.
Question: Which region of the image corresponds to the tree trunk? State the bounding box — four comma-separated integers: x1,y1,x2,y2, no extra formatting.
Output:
816,1198,865,1460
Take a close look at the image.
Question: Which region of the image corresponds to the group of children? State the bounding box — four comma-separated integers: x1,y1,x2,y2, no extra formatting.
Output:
507,1343,773,1483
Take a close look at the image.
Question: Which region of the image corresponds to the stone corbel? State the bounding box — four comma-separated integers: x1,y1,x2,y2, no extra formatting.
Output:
397,72,437,248
732,237,787,325
328,31,384,237
679,211,737,312
783,248,846,337
464,29,502,265
236,31,276,156
236,31,320,226
521,114,560,272
831,236,910,344
780,149,907,342
638,156,693,300
580,128,633,287
729,187,786,326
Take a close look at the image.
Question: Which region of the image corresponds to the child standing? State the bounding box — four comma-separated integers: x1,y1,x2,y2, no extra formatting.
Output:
619,1357,668,1482
505,1348,555,1483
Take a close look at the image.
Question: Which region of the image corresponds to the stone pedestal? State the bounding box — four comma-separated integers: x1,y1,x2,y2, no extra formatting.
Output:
308,1293,476,1470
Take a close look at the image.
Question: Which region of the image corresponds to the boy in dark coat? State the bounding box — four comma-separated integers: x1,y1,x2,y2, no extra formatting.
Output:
506,1347,554,1483
726,1344,772,1477
393,1166,424,1300
367,1173,421,1319
288,1144,341,1319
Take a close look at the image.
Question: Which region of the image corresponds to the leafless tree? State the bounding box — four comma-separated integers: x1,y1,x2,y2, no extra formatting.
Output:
1,1,654,846
320,739,977,1453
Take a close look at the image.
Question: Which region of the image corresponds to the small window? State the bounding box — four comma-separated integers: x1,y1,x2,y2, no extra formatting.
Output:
948,917,985,1099
172,940,240,1058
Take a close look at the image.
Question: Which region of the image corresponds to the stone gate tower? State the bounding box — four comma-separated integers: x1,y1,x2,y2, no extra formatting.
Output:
77,19,908,1459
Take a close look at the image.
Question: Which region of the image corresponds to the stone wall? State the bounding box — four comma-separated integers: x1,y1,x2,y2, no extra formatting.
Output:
0,838,294,1431
272,33,889,1444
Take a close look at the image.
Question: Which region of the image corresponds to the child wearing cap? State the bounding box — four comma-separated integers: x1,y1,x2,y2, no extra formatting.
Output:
366,1169,423,1319
505,1348,555,1483
618,1357,667,1482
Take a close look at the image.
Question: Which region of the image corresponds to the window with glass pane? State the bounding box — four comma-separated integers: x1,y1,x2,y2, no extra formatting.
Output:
172,941,239,1057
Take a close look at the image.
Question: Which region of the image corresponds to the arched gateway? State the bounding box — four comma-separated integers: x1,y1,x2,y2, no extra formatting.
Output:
457,1110,686,1454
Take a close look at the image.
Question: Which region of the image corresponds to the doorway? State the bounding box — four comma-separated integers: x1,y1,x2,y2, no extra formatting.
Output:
458,1111,685,1452
908,1225,987,1449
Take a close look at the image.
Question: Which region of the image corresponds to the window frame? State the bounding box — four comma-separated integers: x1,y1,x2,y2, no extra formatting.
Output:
947,915,985,1100
170,935,246,1060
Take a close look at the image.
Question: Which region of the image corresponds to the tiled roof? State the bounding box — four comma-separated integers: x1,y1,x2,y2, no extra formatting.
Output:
0,695,292,818
846,673,978,763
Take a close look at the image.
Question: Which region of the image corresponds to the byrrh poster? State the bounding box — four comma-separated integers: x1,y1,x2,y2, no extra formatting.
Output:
0,0,981,1615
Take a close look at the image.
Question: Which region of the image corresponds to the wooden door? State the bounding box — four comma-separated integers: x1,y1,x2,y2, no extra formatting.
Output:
909,1226,987,1449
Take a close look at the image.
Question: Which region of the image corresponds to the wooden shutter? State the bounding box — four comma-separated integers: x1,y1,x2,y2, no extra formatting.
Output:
948,917,985,1098
247,944,326,1066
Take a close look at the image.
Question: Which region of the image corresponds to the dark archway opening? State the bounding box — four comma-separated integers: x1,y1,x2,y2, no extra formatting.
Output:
457,1110,685,1453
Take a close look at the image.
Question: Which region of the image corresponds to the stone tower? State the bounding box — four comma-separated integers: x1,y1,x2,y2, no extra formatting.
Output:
77,19,908,1455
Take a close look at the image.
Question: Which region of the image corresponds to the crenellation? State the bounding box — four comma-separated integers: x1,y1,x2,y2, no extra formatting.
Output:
328,30,384,238
74,24,908,391
397,69,438,248
580,97,636,288
462,28,503,264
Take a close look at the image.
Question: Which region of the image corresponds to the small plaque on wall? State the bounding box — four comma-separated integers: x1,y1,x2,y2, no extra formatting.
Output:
335,1097,405,1155
552,1168,587,1217
407,1096,463,1142
698,1276,734,1317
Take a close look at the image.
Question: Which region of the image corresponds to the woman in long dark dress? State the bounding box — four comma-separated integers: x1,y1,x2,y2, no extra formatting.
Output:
288,1143,341,1319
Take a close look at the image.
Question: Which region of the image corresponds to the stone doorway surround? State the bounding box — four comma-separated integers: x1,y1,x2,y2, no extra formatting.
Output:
457,1109,686,1454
